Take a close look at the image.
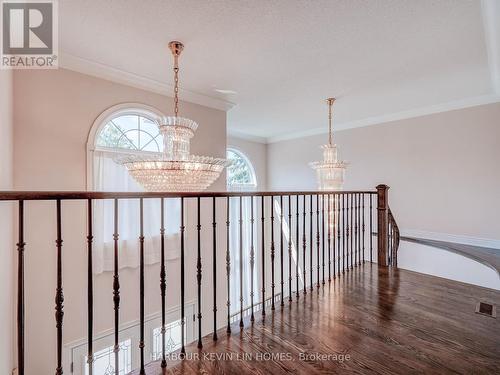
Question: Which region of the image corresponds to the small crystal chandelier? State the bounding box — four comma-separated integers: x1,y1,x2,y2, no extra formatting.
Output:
117,41,228,192
309,98,348,191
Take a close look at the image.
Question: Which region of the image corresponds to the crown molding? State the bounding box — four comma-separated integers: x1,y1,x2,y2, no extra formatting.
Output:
59,52,235,112
227,128,267,144
265,94,500,144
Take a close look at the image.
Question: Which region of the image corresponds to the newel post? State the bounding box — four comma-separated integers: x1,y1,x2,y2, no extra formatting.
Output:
376,184,389,266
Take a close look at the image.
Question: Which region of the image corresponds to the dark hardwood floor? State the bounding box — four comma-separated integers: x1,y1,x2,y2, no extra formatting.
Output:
138,265,500,374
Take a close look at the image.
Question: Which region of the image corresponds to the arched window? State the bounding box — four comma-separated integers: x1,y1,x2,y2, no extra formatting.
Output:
87,104,180,274
96,113,163,152
226,148,257,191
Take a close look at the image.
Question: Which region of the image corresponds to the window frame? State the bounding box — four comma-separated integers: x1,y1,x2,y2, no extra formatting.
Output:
226,147,257,191
86,103,166,190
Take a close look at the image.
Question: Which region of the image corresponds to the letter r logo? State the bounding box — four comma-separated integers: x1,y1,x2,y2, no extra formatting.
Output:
2,1,53,54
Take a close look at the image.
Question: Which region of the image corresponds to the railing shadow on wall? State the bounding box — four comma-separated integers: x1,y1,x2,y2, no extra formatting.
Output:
0,184,398,375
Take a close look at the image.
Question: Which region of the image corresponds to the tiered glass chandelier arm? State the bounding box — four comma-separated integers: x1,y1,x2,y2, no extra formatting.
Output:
116,41,228,192
309,98,348,191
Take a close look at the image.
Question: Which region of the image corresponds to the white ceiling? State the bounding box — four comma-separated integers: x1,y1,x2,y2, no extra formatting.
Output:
59,0,500,143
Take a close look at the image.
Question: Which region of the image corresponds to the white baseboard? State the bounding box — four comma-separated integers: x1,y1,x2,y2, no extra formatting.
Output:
401,229,500,250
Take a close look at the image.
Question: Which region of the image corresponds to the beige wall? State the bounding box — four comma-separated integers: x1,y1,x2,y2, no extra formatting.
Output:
228,137,268,190
268,103,500,244
13,68,228,374
0,70,14,375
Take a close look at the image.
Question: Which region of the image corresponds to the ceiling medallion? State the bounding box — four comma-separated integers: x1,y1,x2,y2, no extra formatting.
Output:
309,98,348,191
117,41,228,192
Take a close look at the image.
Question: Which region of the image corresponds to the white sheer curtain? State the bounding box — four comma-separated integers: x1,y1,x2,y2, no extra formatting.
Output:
92,150,180,274
228,195,259,314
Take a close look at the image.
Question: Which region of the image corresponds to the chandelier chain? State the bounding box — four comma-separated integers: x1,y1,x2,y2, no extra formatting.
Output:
174,54,179,118
327,98,335,145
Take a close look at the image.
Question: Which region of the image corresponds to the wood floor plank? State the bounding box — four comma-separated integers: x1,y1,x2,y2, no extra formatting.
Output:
134,265,500,375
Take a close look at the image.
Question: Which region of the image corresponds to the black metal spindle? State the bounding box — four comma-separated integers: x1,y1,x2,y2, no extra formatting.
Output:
55,199,64,375
261,196,265,316
288,195,292,302
370,194,373,263
139,198,145,374
350,194,353,269
113,199,120,374
160,198,167,367
295,195,300,298
302,195,307,295
226,197,231,334
327,194,331,282
362,194,366,264
17,201,25,375
358,194,362,265
271,196,276,310
337,194,341,276
280,195,284,307
239,196,244,327
322,194,325,285
87,200,94,375
354,194,358,267
332,194,336,279
316,194,320,288
343,193,346,273
212,197,218,340
250,196,255,322
197,197,203,347
310,195,313,291
180,197,186,353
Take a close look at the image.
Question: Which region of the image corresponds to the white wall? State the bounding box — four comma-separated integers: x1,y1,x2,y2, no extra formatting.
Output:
268,103,500,244
0,70,14,375
13,68,228,374
228,137,268,190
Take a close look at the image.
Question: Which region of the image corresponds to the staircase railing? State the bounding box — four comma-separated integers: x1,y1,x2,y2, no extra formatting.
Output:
0,187,398,374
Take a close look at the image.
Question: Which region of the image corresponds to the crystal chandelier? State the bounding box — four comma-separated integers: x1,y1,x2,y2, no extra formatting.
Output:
117,41,228,192
309,98,348,191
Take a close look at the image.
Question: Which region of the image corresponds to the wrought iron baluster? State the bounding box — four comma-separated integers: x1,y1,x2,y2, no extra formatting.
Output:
288,195,292,302
362,194,365,264
327,194,331,282
239,196,244,327
370,194,373,263
270,196,276,310
354,194,358,267
316,194,320,288
160,198,167,367
261,196,265,316
342,193,346,273
87,199,94,375
359,194,363,265
280,195,284,307
349,194,353,269
250,196,255,322
55,199,64,375
295,195,300,298
113,199,120,374
139,198,145,374
302,195,307,295
337,194,341,276
226,197,231,333
212,197,218,340
309,195,313,291
17,201,25,375
180,197,186,353
322,193,325,285
197,197,203,346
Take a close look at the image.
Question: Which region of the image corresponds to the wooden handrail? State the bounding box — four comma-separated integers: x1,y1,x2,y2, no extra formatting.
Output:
0,190,377,201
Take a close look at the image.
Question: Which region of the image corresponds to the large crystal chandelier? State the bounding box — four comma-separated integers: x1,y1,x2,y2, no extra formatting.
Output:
309,98,348,190
117,41,227,192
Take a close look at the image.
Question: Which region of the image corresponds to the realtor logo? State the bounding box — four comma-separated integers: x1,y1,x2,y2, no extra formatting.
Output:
1,0,58,69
